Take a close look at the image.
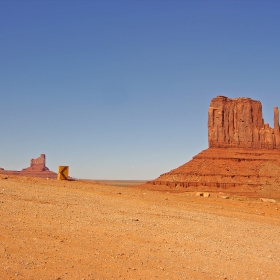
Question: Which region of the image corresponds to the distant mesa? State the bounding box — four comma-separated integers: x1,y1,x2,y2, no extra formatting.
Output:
22,154,49,172
0,154,57,178
141,96,280,198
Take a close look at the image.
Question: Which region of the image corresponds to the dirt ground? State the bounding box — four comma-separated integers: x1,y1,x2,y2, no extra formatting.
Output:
1,175,280,280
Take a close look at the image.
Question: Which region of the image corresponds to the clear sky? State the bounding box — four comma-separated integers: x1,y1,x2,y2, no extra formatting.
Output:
1,0,280,180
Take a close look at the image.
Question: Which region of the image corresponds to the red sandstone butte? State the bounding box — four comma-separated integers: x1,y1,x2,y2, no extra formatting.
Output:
140,96,280,198
22,154,49,172
0,154,57,178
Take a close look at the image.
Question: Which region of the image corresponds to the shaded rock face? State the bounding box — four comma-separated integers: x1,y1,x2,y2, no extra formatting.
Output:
208,96,280,149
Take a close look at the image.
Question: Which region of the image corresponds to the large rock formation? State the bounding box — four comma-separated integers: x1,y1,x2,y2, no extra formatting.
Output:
0,154,57,178
141,96,280,197
22,154,49,172
208,96,280,149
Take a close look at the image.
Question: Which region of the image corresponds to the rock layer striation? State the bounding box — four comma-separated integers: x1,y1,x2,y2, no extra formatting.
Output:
142,96,280,196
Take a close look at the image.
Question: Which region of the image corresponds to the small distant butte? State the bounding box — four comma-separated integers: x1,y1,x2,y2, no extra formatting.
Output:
0,154,57,178
139,95,280,198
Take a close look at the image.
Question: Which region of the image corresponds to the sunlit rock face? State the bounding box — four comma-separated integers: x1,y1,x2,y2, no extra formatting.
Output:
144,96,280,195
208,96,280,150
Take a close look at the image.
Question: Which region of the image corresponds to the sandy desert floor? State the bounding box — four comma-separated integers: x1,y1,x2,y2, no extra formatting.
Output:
1,175,280,280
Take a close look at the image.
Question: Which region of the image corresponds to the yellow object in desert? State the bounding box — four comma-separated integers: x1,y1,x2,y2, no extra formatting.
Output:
58,166,69,180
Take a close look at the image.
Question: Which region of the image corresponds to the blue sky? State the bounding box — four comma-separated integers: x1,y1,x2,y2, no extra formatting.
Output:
1,0,280,179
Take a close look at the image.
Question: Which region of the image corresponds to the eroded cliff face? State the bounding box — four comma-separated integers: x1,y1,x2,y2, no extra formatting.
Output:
208,96,280,149
23,154,49,172
142,96,280,195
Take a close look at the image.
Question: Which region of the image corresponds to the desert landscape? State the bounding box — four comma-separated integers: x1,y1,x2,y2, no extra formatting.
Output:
1,175,280,280
1,96,280,279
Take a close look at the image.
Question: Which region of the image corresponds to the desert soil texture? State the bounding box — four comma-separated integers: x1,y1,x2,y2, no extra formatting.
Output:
1,175,280,280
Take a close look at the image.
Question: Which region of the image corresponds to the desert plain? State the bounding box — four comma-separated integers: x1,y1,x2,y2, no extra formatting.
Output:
1,174,280,280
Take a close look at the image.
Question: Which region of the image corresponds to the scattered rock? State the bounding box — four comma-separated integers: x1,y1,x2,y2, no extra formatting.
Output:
196,192,210,197
196,192,203,197
221,196,230,199
260,198,277,203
